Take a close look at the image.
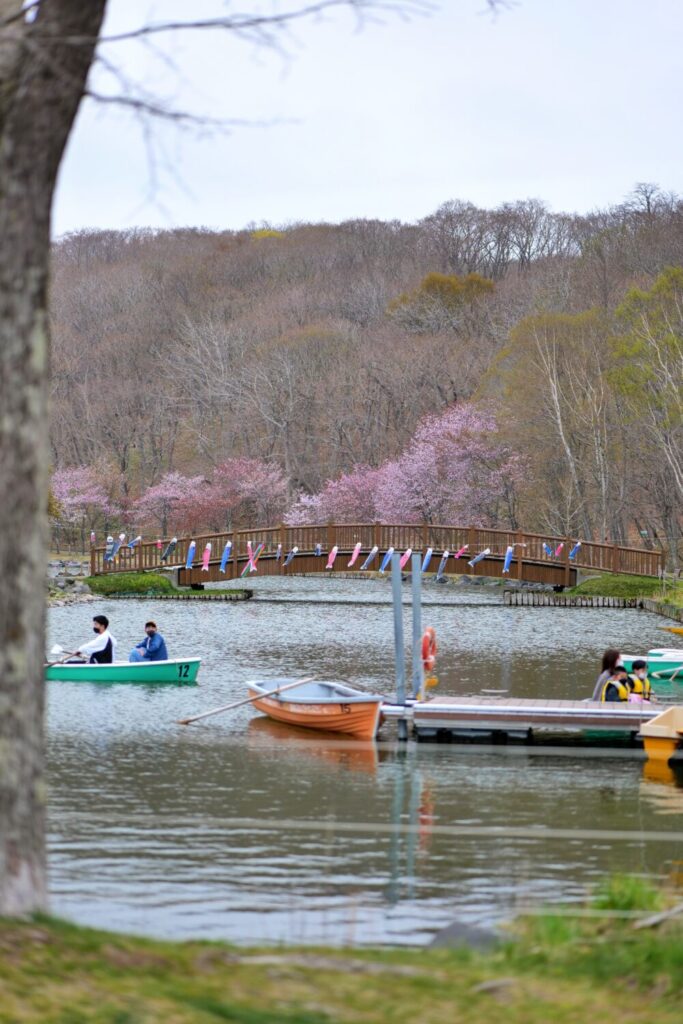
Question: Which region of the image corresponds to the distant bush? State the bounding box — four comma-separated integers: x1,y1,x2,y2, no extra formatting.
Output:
251,228,285,240
85,572,176,595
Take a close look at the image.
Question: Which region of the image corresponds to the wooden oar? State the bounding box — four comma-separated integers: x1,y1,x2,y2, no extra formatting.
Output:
177,676,316,726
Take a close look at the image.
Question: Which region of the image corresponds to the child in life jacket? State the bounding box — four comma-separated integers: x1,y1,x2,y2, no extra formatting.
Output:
627,659,654,702
600,665,630,703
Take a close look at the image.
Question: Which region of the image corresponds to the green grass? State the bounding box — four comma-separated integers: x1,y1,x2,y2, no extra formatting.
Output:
3,888,683,1023
567,573,675,600
84,573,178,596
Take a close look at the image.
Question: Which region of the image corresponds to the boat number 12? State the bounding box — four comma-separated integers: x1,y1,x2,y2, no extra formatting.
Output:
177,663,190,679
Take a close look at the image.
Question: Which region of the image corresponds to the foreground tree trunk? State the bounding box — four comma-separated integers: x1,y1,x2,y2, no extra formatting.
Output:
0,0,106,915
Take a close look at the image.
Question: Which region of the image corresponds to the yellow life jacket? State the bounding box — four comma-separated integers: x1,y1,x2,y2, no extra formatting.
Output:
628,674,652,700
600,678,629,702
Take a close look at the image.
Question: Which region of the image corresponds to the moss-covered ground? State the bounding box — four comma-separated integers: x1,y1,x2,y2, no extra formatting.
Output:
2,888,683,1023
567,573,683,608
84,572,178,596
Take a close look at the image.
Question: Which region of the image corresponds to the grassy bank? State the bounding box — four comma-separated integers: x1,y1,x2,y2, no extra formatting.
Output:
84,572,178,596
2,883,683,1023
567,573,683,607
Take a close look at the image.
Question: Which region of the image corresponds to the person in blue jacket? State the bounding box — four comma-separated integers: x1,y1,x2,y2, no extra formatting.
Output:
129,621,168,662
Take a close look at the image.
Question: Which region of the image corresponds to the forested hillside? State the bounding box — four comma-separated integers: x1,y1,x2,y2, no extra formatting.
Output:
50,184,683,559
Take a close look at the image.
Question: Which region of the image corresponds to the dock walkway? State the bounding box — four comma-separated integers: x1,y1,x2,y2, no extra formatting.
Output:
381,696,658,741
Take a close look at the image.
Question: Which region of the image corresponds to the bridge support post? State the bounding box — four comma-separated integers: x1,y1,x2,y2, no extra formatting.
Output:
516,530,524,580
563,537,571,587
279,522,286,575
612,544,621,574
468,525,476,574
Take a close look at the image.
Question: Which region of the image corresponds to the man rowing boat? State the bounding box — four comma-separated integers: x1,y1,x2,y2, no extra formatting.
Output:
74,615,118,664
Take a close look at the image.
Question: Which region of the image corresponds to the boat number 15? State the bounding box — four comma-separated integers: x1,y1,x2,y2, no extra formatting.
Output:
177,663,190,679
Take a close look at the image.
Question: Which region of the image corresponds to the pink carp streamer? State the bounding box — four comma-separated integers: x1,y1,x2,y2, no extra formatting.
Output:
241,542,264,577
326,545,339,570
399,547,412,569
454,545,469,559
202,542,212,571
348,542,362,567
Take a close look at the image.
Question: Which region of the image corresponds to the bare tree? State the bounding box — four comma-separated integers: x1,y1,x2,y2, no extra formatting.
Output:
0,0,444,917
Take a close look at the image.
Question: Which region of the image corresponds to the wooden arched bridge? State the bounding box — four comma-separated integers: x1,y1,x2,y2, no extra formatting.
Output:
91,523,662,588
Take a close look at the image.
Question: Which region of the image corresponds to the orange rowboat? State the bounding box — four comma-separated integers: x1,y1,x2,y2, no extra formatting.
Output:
246,678,384,740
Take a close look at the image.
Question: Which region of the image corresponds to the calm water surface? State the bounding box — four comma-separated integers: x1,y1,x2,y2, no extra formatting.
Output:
47,575,683,945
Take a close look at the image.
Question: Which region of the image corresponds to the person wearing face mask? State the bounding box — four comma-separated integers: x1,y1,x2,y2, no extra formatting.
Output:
600,665,630,703
627,659,654,702
128,621,168,663
74,615,117,664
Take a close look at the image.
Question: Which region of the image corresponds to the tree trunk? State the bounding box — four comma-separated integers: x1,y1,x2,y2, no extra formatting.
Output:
0,0,106,916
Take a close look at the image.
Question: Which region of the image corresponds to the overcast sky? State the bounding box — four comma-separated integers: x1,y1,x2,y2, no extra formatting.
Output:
53,0,683,235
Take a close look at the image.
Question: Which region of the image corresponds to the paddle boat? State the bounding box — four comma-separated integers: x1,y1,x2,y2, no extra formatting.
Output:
246,678,384,740
45,657,201,684
621,649,683,681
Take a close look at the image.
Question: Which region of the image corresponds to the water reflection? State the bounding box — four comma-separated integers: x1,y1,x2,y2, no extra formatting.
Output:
46,577,683,946
247,717,379,775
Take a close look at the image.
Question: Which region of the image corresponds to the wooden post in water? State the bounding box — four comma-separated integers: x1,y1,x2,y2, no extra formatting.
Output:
411,551,422,699
391,552,408,740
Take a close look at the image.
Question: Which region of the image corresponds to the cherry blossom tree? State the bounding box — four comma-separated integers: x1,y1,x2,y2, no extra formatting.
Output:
286,404,524,527
177,458,288,532
375,405,523,525
51,466,116,551
132,472,205,536
287,466,387,524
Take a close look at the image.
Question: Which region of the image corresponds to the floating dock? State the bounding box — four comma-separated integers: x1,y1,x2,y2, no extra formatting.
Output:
381,696,659,743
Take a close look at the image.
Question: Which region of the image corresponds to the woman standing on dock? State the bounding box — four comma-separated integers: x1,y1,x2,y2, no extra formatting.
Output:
591,648,622,701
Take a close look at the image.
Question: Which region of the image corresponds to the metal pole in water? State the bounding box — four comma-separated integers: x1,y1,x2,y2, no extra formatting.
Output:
411,551,422,699
391,552,408,740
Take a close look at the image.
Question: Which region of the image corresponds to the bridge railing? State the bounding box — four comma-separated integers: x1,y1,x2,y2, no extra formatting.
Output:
90,523,664,578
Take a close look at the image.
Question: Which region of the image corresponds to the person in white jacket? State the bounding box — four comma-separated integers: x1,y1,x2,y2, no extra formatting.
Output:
75,615,118,664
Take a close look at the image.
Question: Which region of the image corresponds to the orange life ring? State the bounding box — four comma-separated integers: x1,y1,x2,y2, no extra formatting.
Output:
421,627,437,672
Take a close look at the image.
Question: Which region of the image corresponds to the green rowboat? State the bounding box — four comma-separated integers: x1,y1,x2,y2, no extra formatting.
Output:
621,649,683,681
45,657,200,684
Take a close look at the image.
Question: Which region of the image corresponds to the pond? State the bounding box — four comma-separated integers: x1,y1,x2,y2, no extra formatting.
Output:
46,575,683,946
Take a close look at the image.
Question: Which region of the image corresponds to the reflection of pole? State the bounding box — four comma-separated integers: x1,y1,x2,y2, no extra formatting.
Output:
391,553,408,740
411,552,422,699
404,764,422,899
386,752,407,905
